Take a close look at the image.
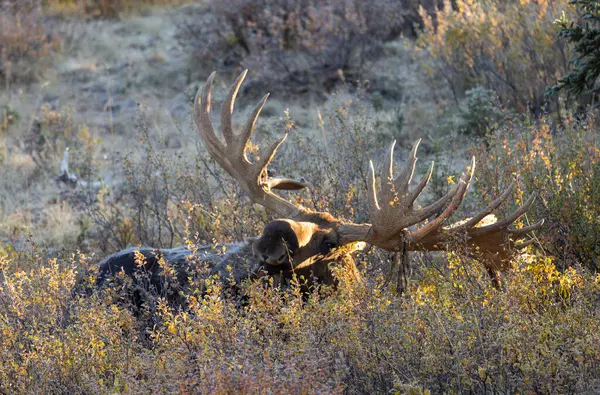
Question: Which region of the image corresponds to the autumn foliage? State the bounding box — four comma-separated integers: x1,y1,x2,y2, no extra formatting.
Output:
1,0,599,393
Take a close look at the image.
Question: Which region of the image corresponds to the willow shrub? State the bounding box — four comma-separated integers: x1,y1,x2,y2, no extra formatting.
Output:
178,0,437,97
473,113,600,271
416,0,573,115
0,1,60,85
1,239,599,393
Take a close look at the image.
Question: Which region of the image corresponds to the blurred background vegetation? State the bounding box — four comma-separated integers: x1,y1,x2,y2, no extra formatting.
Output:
0,0,599,393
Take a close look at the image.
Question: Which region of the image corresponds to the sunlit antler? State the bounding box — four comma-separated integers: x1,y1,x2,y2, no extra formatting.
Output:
338,140,540,258
194,70,307,217
414,183,543,253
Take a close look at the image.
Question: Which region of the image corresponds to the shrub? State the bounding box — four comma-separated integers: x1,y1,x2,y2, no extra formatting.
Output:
81,107,280,253
0,105,19,135
178,0,446,96
416,0,572,115
24,104,77,172
1,239,600,393
474,112,600,271
437,85,510,138
458,86,508,137
0,0,59,85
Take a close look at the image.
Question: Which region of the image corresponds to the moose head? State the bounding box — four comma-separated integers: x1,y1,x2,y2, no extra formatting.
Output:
96,70,542,301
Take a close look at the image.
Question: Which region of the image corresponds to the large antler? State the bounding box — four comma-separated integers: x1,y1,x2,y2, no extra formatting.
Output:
194,70,307,217
338,140,542,255
195,71,541,261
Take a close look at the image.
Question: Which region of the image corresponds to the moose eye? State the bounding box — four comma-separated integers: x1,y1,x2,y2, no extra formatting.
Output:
319,240,337,254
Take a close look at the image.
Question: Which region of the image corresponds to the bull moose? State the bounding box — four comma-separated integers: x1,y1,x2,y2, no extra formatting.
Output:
96,70,542,303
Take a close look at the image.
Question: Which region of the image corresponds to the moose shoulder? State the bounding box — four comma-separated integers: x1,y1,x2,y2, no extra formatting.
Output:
95,70,543,298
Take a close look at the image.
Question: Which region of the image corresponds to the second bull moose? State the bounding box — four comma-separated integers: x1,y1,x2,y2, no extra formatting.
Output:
97,70,543,301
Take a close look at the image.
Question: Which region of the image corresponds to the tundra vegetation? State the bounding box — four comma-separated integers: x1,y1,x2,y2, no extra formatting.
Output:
1,0,599,393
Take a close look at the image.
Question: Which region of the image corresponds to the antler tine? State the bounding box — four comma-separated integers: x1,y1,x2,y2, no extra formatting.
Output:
221,69,248,145
514,238,536,249
510,218,544,236
239,93,270,160
404,161,434,208
380,141,397,205
454,182,515,232
200,71,216,114
194,72,227,158
408,157,475,242
368,160,381,213
379,139,443,217
394,139,421,196
507,217,543,251
409,180,461,222
398,157,474,226
385,141,396,182
472,193,537,234
257,133,289,181
194,71,304,218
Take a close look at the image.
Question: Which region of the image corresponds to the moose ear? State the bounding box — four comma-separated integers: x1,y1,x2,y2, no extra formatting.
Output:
266,176,308,191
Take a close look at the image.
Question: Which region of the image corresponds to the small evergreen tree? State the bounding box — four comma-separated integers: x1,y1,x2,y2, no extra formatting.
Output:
552,1,600,96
